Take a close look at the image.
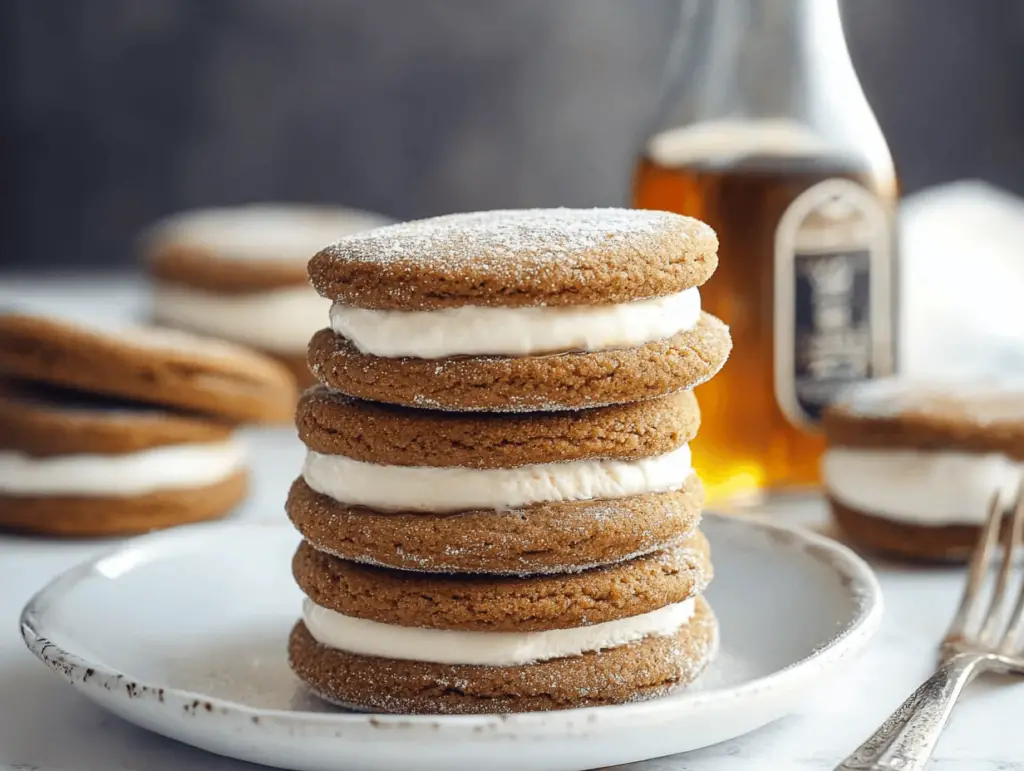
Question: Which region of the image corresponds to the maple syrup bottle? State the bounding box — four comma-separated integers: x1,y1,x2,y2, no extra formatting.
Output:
633,0,898,503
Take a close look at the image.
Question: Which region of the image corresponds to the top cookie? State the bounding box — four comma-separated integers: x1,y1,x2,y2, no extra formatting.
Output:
144,203,394,293
308,208,718,310
823,377,1024,458
0,314,298,424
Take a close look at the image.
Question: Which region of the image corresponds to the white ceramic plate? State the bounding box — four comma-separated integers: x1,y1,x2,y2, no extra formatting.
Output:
21,514,882,771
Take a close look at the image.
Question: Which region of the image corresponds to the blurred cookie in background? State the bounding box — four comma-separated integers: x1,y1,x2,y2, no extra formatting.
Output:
0,313,297,536
821,378,1024,561
142,204,394,386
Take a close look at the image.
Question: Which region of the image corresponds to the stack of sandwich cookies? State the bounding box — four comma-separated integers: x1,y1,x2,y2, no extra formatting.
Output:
143,204,392,386
288,208,732,713
823,379,1024,561
0,314,296,536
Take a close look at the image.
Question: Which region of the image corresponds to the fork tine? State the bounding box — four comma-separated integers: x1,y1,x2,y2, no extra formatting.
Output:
998,479,1024,655
945,491,1003,645
981,479,1024,646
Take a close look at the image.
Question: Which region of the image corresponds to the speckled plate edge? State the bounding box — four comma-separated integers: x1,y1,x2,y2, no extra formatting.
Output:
19,513,883,746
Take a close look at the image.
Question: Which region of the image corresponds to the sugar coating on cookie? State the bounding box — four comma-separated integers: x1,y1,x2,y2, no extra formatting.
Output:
823,377,1024,558
309,208,718,310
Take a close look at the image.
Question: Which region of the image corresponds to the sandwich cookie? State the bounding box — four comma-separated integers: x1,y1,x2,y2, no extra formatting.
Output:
0,314,297,424
823,378,1024,560
288,386,704,574
0,383,247,536
288,534,716,713
307,208,732,411
143,204,392,385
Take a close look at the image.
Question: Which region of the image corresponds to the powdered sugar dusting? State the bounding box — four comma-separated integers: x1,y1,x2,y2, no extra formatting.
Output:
838,376,1024,426
145,203,394,262
320,208,708,273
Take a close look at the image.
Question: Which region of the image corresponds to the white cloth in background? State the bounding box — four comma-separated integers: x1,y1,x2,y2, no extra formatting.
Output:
900,180,1024,378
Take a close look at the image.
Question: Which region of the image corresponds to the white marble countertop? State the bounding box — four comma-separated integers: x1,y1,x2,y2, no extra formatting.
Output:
1,276,1022,771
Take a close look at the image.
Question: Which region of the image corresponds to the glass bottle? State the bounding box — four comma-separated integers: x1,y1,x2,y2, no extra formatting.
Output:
633,0,899,504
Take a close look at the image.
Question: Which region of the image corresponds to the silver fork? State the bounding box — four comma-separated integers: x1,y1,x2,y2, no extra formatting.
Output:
835,483,1024,771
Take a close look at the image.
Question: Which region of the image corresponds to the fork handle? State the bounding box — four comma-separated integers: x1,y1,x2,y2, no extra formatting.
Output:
834,653,985,771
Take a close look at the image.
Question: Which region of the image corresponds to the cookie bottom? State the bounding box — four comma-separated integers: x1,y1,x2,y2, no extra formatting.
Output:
0,469,248,537
289,596,717,714
308,312,732,412
829,497,982,562
286,476,704,575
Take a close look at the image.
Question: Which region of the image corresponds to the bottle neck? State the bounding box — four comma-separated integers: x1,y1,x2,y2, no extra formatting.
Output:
662,0,848,121
650,0,891,176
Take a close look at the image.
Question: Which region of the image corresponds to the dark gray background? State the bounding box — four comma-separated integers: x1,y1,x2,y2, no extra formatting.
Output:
3,0,1023,270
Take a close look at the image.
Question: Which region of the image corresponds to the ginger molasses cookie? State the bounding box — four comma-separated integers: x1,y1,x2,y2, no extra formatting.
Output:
307,208,731,411
143,204,393,385
288,596,717,714
288,385,704,573
293,533,712,631
822,378,1024,560
0,383,247,536
288,535,716,714
0,314,297,423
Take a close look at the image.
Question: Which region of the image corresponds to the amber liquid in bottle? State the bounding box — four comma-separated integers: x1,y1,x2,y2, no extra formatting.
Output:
634,149,898,502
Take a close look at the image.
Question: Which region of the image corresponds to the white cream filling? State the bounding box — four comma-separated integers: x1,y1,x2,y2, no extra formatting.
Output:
152,283,329,353
823,448,1024,525
329,287,702,358
302,444,693,513
0,440,245,497
302,597,696,666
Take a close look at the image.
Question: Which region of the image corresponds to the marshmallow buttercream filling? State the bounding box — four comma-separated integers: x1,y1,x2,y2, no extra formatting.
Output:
329,287,702,358
823,447,1024,525
301,597,697,666
153,283,329,353
0,440,245,496
301,444,693,513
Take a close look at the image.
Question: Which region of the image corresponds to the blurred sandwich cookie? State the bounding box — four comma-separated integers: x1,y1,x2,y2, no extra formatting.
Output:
822,378,1024,560
0,382,247,536
143,203,392,385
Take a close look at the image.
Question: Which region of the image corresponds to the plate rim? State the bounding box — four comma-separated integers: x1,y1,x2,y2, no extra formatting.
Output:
20,512,884,738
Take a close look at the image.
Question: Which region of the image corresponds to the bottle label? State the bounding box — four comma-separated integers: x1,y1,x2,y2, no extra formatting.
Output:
773,178,894,428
